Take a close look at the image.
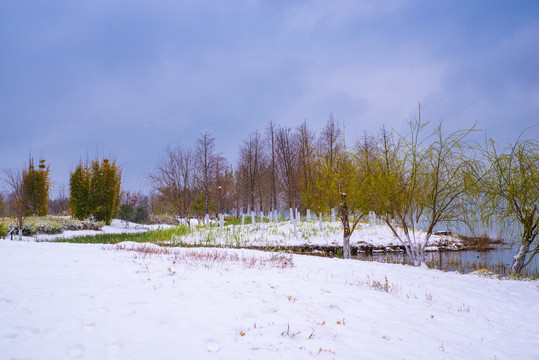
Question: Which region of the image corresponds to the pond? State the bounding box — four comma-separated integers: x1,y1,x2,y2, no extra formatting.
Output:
354,242,539,277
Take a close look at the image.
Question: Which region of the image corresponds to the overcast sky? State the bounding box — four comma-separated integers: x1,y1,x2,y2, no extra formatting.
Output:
1,0,538,195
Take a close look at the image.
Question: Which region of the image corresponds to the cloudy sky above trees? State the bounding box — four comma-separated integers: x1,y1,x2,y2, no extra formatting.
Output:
1,0,538,194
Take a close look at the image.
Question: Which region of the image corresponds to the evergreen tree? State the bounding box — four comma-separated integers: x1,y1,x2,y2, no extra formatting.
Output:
23,158,50,216
90,159,122,224
69,162,91,220
69,159,122,224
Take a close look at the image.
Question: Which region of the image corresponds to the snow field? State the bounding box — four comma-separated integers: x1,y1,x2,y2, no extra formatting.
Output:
1,240,538,359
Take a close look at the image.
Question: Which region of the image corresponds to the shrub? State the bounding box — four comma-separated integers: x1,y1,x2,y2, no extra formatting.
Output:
0,223,8,238
133,206,150,224
118,204,150,224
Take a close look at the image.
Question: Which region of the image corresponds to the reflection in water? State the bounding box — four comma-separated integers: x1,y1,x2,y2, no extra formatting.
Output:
355,243,539,277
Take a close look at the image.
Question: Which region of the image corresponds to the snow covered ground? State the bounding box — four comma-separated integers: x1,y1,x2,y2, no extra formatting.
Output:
30,219,463,251
27,219,173,242
169,221,462,250
1,240,538,359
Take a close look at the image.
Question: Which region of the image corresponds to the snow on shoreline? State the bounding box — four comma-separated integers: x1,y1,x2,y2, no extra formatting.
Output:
1,240,538,359
23,219,463,252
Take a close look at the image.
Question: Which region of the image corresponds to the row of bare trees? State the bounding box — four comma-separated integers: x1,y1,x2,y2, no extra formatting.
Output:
149,115,345,220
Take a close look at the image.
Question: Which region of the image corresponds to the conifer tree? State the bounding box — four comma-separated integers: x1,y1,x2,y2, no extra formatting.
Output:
23,158,50,216
69,159,122,224
69,162,91,220
90,159,122,224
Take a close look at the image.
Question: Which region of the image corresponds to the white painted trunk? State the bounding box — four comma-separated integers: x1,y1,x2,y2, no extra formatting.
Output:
343,235,351,259
511,241,531,273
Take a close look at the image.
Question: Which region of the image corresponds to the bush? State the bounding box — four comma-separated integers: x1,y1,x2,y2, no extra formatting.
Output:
0,217,103,236
118,204,135,222
118,204,150,224
0,224,8,238
133,206,150,224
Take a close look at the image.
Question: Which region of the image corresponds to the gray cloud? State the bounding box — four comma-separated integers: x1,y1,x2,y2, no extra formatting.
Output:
1,0,537,193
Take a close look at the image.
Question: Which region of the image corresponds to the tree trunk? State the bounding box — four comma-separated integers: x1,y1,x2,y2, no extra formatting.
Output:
343,234,351,259
341,213,352,259
511,240,532,273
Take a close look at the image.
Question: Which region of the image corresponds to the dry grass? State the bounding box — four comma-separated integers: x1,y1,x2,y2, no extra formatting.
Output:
110,243,294,269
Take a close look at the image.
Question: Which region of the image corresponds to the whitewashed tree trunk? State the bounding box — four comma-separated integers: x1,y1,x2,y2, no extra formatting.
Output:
512,240,532,273
205,214,210,227
331,208,336,223
318,214,323,231
343,235,351,259
289,208,293,221
241,214,245,226
251,211,255,226
306,209,311,221
19,228,23,241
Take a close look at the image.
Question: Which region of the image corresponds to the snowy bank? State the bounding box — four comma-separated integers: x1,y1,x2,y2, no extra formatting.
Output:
1,240,537,359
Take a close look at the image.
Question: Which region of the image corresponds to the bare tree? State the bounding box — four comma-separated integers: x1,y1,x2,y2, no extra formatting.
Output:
149,145,195,220
212,154,228,215
2,167,26,240
265,121,279,212
318,114,343,210
276,126,299,209
195,132,217,216
296,119,316,211
238,131,265,212
318,113,343,169
48,183,69,215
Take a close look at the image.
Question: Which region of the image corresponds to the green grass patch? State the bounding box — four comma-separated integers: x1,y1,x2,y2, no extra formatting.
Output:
52,225,193,245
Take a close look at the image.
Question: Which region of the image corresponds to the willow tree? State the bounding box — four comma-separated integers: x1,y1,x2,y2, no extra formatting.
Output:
370,109,478,266
311,139,371,259
480,136,539,273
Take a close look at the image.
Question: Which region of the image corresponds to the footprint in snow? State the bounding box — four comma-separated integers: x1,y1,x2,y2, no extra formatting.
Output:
207,341,221,352
3,333,18,341
83,323,96,332
107,342,122,356
68,344,84,358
